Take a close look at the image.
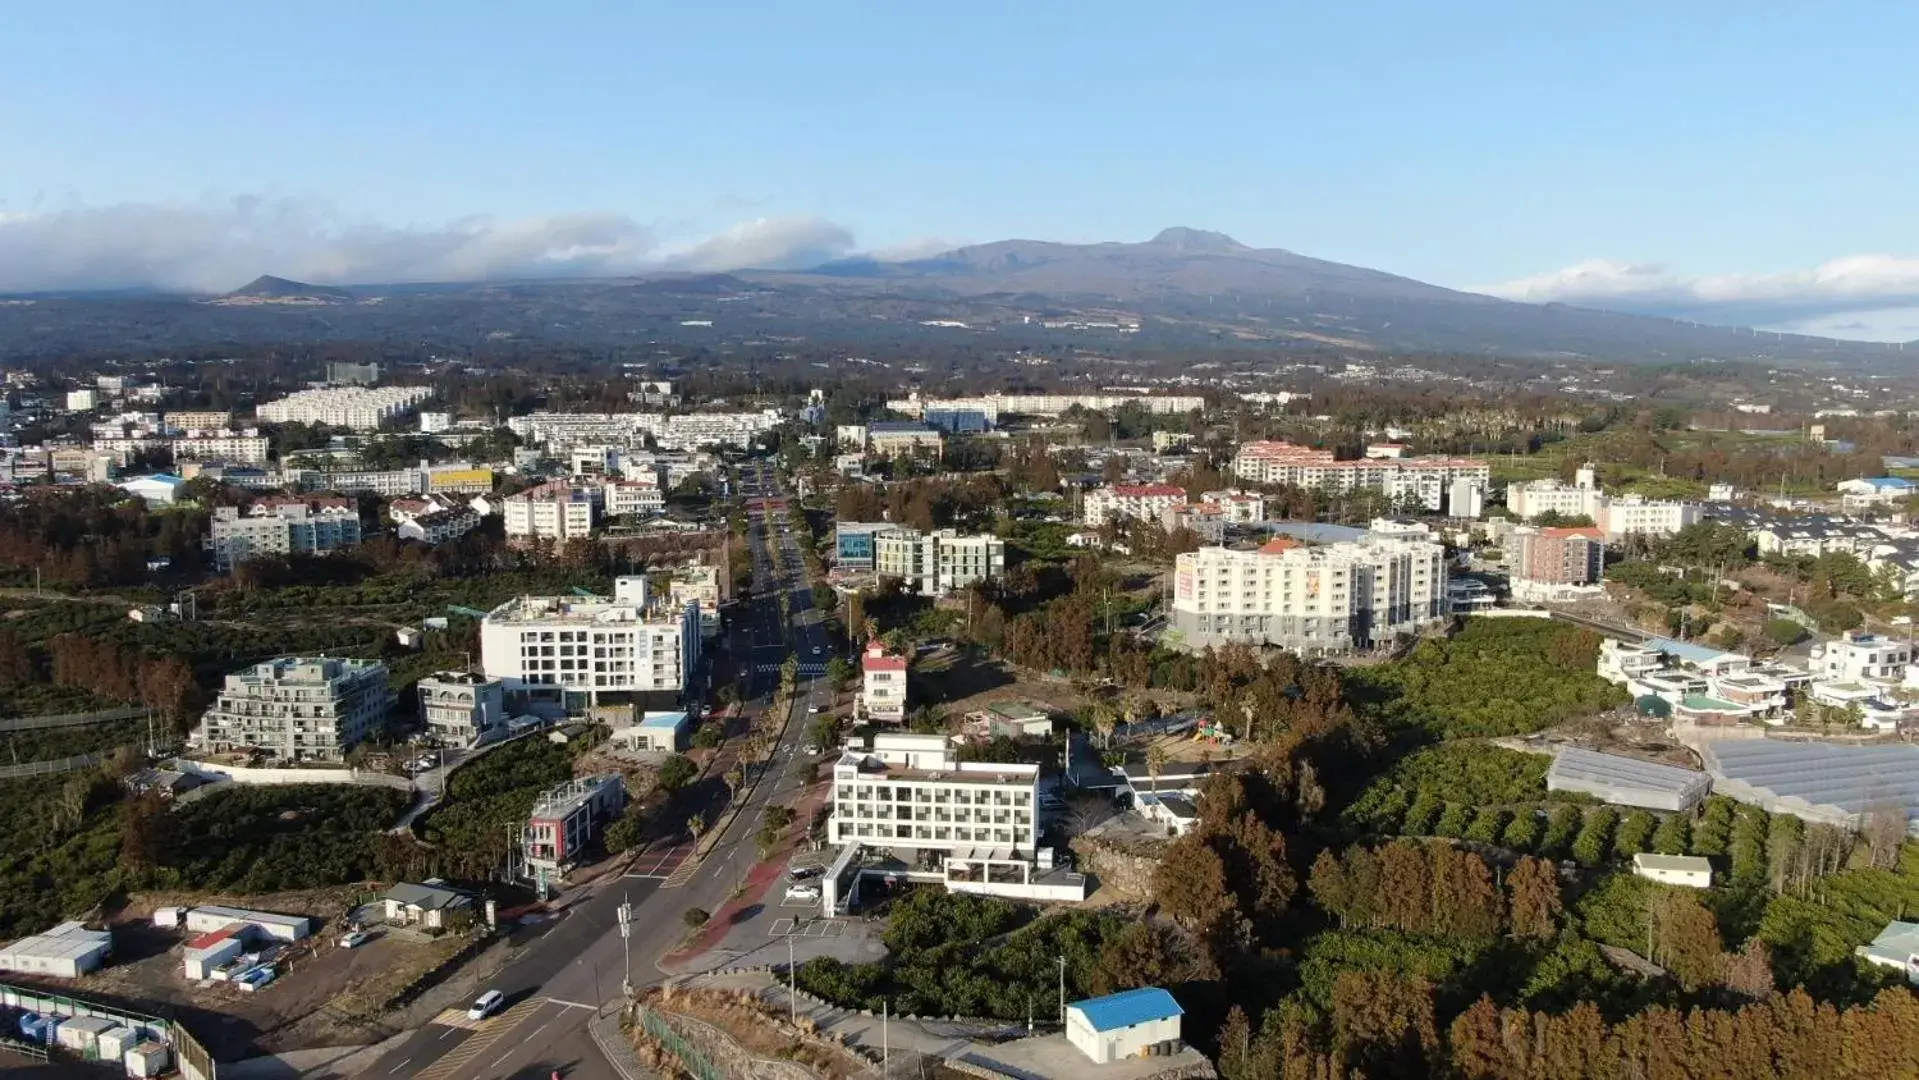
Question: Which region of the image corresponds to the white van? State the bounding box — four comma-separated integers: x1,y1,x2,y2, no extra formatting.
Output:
467,990,504,1021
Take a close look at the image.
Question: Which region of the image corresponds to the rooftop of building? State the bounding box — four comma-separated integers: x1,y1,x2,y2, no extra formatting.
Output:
638,710,691,730
1071,986,1183,1032
228,656,385,686
484,594,683,626
384,881,472,910
1633,853,1712,873
0,921,112,961
528,773,623,820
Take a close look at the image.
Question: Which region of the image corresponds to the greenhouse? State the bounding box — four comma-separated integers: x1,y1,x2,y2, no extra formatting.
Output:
1545,746,1711,812
1699,739,1919,832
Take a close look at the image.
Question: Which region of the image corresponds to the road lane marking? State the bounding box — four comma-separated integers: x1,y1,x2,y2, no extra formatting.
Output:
546,997,597,1010
387,1058,411,1073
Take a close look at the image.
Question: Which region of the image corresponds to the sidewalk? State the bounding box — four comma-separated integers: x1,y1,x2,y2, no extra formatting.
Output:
659,778,836,972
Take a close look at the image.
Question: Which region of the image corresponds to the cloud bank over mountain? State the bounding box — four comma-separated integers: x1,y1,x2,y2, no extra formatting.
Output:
1474,255,1919,340
0,197,897,293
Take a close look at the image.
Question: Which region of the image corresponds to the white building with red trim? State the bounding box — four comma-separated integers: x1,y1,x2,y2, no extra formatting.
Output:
860,641,908,723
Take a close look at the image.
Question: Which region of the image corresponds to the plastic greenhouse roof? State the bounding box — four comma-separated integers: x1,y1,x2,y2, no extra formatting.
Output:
1701,740,1919,822
1548,747,1710,797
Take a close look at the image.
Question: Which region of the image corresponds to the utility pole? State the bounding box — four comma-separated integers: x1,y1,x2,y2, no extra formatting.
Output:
617,893,633,999
1057,955,1066,1024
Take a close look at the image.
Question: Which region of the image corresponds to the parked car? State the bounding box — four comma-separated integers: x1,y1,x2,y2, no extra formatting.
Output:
468,990,505,1021
787,865,821,881
808,704,822,714
784,884,822,903
338,930,371,949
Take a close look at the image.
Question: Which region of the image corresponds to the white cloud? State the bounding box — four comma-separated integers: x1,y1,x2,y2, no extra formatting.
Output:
0,199,879,292
1472,254,1919,339
659,216,855,272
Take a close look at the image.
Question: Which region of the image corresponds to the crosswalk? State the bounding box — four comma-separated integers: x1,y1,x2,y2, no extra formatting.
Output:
415,996,546,1080
754,662,828,676
660,850,703,889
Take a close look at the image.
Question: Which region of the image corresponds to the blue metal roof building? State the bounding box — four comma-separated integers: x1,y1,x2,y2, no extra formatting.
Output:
1066,987,1185,1063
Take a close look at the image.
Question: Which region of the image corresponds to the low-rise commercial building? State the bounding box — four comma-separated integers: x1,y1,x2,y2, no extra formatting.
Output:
0,922,112,978
188,657,393,761
524,774,626,882
860,641,908,723
383,882,475,930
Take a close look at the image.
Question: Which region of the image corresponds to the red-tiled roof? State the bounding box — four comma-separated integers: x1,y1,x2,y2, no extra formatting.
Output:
1259,537,1303,554
1111,484,1186,497
186,925,242,951
1541,526,1603,539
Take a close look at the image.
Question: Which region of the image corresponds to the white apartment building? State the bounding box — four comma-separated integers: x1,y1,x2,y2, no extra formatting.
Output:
885,392,1205,423
504,480,597,543
1809,632,1911,684
600,477,665,518
872,528,1006,594
416,671,507,747
66,389,97,412
255,386,433,430
936,531,1006,592
189,657,393,761
390,496,481,545
1193,489,1267,523
507,412,654,452
831,733,1037,851
173,430,271,464
668,561,725,639
163,412,234,433
207,498,363,571
1230,441,1488,513
478,577,702,704
860,641,909,722
656,410,781,451
1597,494,1701,539
1506,474,1604,520
1170,529,1447,653
1084,484,1188,528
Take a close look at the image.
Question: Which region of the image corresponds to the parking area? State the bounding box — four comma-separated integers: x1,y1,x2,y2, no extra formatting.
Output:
766,918,845,939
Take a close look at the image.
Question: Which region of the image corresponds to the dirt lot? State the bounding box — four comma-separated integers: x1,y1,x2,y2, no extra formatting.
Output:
33,886,527,1060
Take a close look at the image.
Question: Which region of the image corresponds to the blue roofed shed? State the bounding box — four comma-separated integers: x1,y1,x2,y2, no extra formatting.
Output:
1066,987,1184,1063
617,710,695,752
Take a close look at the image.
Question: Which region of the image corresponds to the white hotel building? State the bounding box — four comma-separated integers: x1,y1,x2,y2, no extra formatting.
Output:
825,733,1083,905
479,577,701,705
504,480,598,542
1084,484,1187,528
189,656,394,761
1170,526,1447,654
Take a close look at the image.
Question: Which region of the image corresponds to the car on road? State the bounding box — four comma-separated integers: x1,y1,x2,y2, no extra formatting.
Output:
468,989,505,1021
338,929,372,949
811,646,822,656
785,884,822,903
808,704,822,714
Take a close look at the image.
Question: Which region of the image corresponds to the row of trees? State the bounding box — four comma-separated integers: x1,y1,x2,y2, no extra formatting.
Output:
1308,842,1560,944
3,631,204,723
1217,980,1919,1080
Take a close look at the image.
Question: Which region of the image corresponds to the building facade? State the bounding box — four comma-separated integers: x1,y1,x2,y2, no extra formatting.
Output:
830,733,1037,851
1504,525,1605,601
1231,441,1488,512
255,386,432,430
503,481,597,542
189,656,393,761
523,774,626,880
417,671,507,747
478,577,702,703
207,498,363,570
1084,484,1187,528
860,641,908,722
1170,530,1447,653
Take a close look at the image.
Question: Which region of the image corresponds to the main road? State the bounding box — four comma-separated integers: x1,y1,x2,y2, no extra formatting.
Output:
358,460,836,1079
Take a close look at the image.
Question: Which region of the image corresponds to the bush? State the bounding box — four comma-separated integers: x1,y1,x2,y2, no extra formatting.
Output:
683,907,710,928
1765,619,1808,647
690,724,722,750
1571,807,1618,868
1613,811,1658,857
657,754,697,792
1501,811,1543,852
1542,805,1583,857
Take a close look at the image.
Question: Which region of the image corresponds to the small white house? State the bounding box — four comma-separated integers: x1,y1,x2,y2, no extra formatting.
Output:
1631,852,1713,889
1857,920,1919,983
0,921,113,977
1065,987,1184,1064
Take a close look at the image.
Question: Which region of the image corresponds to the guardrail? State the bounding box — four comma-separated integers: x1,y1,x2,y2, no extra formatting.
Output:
0,705,152,733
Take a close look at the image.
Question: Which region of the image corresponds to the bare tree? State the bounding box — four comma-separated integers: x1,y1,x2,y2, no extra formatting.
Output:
1865,801,1907,871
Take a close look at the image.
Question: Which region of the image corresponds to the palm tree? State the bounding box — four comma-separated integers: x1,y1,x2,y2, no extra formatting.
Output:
1146,743,1169,795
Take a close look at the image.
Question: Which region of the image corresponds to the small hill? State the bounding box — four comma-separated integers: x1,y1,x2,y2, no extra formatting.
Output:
224,276,354,302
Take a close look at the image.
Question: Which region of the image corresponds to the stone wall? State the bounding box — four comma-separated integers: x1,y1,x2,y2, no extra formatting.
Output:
1070,834,1167,902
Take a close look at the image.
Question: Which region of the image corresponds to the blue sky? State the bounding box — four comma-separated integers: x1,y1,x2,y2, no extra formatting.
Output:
4,2,1919,338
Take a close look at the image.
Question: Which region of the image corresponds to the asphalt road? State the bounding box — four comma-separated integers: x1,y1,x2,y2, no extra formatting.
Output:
357,461,831,1079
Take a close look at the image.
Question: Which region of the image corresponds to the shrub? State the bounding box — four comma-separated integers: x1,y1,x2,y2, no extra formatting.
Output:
683,907,710,928
1764,619,1808,647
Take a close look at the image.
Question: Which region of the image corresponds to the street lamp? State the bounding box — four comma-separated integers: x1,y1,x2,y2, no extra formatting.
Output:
617,894,633,999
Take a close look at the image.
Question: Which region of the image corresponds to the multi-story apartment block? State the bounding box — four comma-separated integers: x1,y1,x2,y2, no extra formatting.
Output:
600,477,665,518
865,423,945,458
172,430,271,464
860,641,909,722
504,480,597,543
478,577,701,705
870,528,1005,594
1193,489,1267,523
507,412,652,453
1596,494,1700,539
886,392,1205,423
416,671,507,747
830,733,1037,851
1170,527,1447,653
1084,484,1187,528
164,411,232,432
189,656,393,761
834,522,892,570
1231,441,1488,513
656,410,781,451
935,531,1006,592
254,386,432,430
667,560,725,639
523,774,625,881
1507,464,1697,539
1504,525,1606,601
207,498,363,571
